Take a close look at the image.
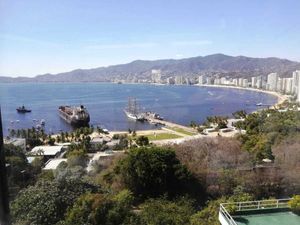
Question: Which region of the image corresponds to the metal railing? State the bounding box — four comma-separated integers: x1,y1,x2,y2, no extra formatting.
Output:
219,198,292,225
219,204,238,225
221,198,291,212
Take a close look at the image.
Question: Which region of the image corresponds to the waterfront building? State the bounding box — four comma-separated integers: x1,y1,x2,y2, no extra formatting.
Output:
151,69,162,83
242,79,248,87
214,78,221,85
292,70,300,95
166,77,174,85
238,78,243,87
256,76,263,89
220,77,226,85
185,77,191,85
198,75,206,85
282,77,293,94
206,77,212,85
267,72,278,91
276,77,283,92
298,72,300,102
175,76,183,85
251,77,257,88
232,78,238,86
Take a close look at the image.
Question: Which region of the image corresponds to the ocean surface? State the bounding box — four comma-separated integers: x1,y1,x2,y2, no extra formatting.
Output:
0,83,277,136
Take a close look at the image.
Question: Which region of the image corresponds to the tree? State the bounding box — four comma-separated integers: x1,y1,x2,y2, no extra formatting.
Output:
115,147,200,200
65,190,135,225
139,198,195,225
11,179,98,225
288,195,300,215
136,136,149,146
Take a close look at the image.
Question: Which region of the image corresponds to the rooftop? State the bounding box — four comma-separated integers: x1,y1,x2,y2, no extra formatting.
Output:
43,158,67,170
30,145,64,156
219,199,300,225
234,211,300,225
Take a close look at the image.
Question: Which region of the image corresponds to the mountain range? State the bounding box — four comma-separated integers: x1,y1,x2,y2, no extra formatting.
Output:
1,54,300,82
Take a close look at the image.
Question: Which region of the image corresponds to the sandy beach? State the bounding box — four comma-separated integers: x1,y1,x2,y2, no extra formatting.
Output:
197,84,289,107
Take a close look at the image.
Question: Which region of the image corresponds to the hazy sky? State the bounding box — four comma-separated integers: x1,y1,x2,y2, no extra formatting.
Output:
1,0,300,77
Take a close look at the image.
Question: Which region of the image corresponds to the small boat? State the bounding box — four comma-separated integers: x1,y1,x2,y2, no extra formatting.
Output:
16,105,31,113
40,119,46,126
256,103,263,106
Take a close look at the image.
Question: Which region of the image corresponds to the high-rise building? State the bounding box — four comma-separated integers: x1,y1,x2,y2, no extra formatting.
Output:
166,77,174,85
242,79,248,87
292,70,300,95
283,77,293,94
198,75,206,85
298,72,300,102
276,77,283,92
267,73,278,91
256,76,263,89
151,69,162,83
175,76,183,85
251,77,257,88
206,77,212,85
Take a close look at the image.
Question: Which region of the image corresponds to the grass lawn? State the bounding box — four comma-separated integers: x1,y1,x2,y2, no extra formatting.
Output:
144,132,182,141
166,127,196,136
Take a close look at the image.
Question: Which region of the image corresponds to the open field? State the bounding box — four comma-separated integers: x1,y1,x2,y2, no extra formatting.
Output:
165,126,197,136
143,132,182,141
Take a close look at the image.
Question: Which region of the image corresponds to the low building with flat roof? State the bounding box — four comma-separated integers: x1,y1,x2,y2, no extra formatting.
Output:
29,145,65,162
43,158,67,170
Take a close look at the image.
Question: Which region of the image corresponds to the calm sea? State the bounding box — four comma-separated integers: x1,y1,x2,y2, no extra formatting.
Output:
0,83,277,136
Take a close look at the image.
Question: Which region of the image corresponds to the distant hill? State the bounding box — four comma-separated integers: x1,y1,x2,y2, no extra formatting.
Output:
1,54,300,82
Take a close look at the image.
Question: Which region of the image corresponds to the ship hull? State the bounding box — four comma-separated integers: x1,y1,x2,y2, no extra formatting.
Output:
58,106,90,126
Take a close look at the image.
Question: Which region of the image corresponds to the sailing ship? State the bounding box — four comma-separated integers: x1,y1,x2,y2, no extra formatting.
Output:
124,97,145,121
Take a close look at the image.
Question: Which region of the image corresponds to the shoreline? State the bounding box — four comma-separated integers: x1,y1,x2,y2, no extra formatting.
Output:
195,84,289,108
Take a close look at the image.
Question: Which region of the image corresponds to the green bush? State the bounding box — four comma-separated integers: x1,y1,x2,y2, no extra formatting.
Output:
288,195,300,215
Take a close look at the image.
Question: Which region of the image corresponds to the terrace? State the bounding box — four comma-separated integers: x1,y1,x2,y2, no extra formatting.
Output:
219,198,300,225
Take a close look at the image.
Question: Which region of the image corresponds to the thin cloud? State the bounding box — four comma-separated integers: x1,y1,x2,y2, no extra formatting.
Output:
86,42,158,50
0,34,60,47
171,40,213,46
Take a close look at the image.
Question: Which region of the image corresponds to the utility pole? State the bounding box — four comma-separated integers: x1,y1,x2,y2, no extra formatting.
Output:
0,107,10,225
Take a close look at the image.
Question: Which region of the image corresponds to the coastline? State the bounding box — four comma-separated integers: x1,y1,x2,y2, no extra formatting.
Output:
195,84,288,108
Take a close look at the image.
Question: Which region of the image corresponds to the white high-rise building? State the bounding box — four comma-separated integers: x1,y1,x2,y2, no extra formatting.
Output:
297,72,300,102
283,77,293,94
256,76,263,89
267,73,278,91
198,75,206,85
251,77,257,88
151,69,162,83
242,79,248,87
292,70,300,95
206,77,212,85
175,76,183,85
276,78,283,92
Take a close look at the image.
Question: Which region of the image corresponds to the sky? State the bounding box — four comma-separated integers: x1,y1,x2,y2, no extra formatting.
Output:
0,0,300,77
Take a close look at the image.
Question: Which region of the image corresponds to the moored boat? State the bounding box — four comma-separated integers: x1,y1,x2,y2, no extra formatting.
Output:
16,105,31,113
58,105,90,126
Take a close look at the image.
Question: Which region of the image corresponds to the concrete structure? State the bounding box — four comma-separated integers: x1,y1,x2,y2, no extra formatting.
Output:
251,77,257,88
292,70,300,94
219,198,299,225
267,73,278,91
4,138,26,151
175,76,183,85
198,75,206,85
298,71,300,102
256,76,263,89
151,69,162,83
30,146,65,162
206,77,212,85
43,158,67,170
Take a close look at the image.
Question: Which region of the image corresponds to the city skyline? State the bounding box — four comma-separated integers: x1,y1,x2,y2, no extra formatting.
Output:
1,0,300,77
